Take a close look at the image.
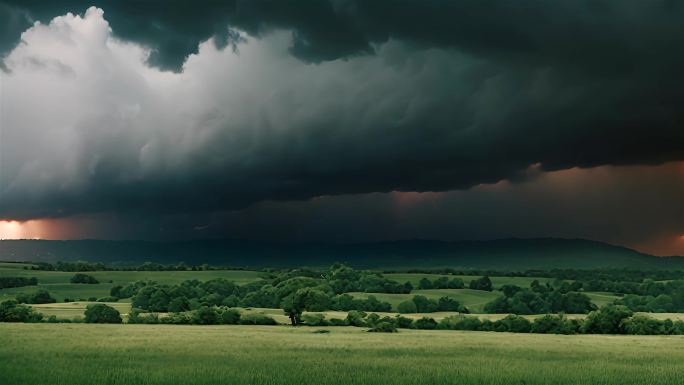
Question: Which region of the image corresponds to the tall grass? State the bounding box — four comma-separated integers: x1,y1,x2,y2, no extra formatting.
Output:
2,324,684,385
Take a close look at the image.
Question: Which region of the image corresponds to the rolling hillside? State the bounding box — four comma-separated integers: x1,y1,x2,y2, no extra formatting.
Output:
1,238,682,269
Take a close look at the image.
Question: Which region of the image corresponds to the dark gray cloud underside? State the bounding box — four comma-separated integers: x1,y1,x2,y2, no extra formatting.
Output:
0,0,683,223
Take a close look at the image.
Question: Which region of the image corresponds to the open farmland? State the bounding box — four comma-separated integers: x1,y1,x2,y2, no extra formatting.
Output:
2,323,684,385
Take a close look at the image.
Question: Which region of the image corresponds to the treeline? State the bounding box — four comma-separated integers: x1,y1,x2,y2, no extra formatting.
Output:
128,307,277,326
109,265,412,316
4,298,684,336
397,295,468,313
299,305,684,335
0,277,38,289
385,268,684,282
615,294,684,313
483,281,595,314
416,276,465,290
28,261,256,272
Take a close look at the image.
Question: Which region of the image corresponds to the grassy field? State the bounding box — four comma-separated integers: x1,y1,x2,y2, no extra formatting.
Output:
2,323,684,385
0,264,264,302
585,291,622,307
349,289,501,313
385,273,555,289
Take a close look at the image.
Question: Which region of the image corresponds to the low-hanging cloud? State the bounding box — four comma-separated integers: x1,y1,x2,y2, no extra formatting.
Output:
1,4,684,226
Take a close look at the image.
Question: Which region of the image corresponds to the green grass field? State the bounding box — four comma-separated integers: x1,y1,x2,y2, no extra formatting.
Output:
2,323,684,385
585,291,623,308
0,264,264,302
349,289,501,313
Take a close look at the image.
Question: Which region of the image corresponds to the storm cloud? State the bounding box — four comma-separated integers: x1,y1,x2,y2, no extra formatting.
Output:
0,2,683,252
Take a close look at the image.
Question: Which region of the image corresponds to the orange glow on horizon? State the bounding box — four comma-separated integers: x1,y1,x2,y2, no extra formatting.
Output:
0,220,47,240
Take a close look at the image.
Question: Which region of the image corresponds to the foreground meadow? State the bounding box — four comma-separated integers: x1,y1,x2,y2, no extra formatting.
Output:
2,324,684,385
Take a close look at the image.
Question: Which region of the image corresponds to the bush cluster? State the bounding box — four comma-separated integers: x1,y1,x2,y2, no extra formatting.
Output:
127,306,277,326
0,277,38,289
15,290,57,304
483,281,596,314
397,295,468,313
70,273,99,284
0,300,43,323
417,276,464,290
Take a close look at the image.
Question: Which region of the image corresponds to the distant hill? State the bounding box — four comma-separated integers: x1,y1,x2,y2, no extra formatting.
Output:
1,238,682,270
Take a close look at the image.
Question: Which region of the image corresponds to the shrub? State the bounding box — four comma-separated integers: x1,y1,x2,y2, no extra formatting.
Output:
414,317,438,330
582,305,633,334
239,314,278,325
70,274,99,284
494,314,531,333
531,314,580,334
670,320,684,335
328,318,347,326
302,313,329,326
220,308,241,325
469,276,493,291
16,290,57,304
159,312,191,325
368,321,398,333
97,296,119,302
345,310,367,327
397,300,418,313
0,300,43,323
0,277,38,289
439,315,482,331
84,304,122,324
394,315,415,329
192,306,220,325
622,314,666,335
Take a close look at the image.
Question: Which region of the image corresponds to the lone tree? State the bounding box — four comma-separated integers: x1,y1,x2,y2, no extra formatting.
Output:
84,304,122,324
282,288,331,326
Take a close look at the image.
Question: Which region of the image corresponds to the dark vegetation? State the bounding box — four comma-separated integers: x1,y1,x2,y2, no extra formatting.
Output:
29,261,250,272
483,280,596,314
397,295,468,313
0,300,43,323
417,276,464,289
15,290,57,304
115,264,412,325
70,273,99,284
0,276,38,289
84,304,122,324
7,261,684,335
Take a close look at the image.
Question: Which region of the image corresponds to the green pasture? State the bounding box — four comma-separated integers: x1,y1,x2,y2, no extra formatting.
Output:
349,289,501,313
2,323,684,385
0,266,264,302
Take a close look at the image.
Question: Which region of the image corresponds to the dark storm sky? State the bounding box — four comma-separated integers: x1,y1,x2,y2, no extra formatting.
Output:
0,1,683,255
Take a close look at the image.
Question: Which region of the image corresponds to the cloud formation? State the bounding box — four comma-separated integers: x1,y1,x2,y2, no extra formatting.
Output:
0,3,683,251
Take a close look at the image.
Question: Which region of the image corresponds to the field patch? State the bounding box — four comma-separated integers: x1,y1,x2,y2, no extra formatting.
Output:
349,289,501,313
1,324,684,385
